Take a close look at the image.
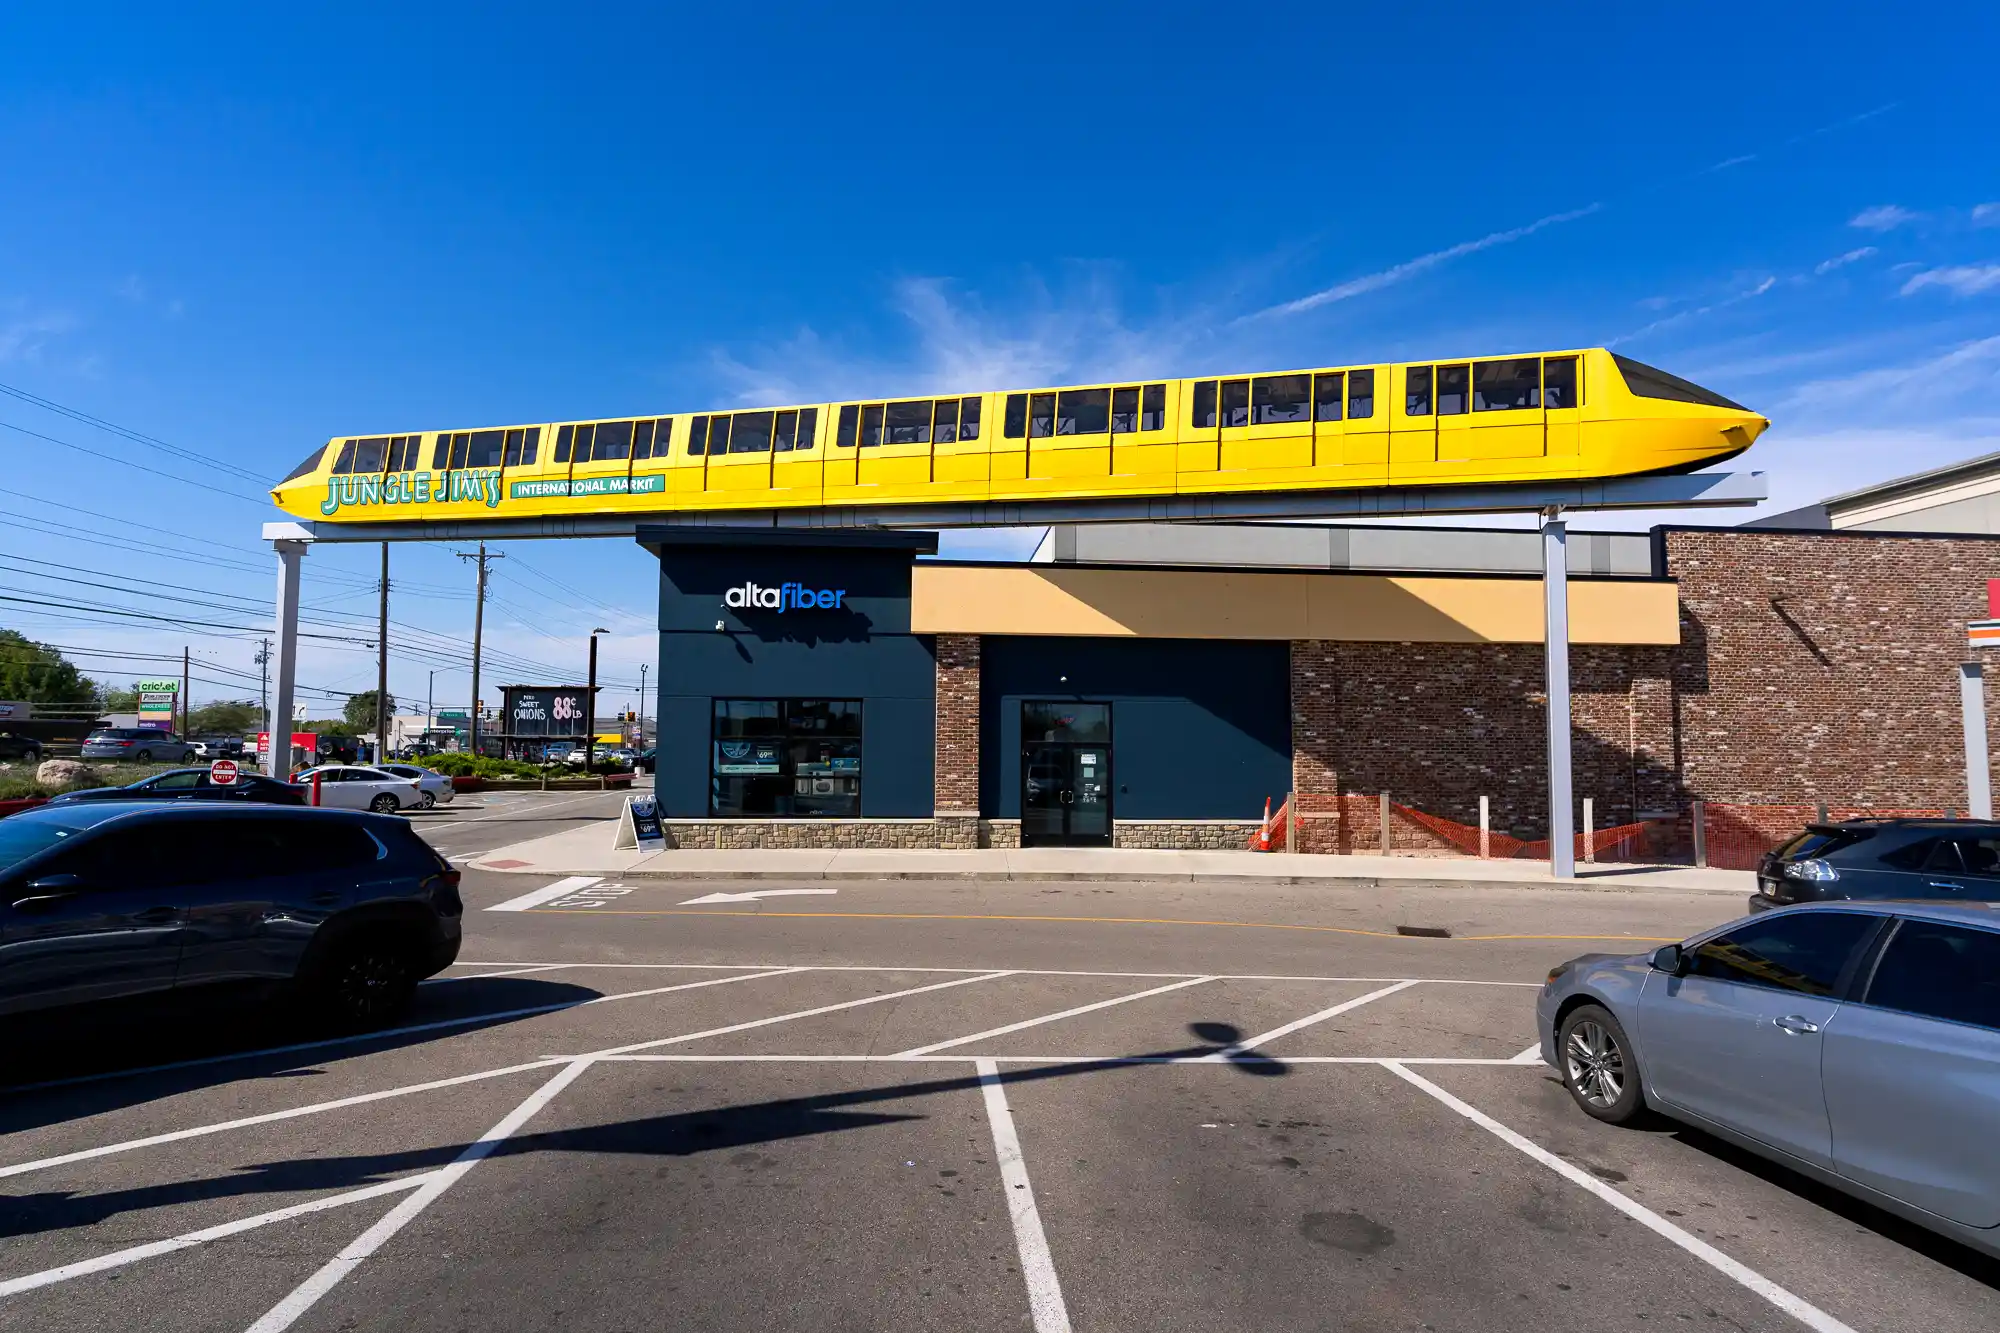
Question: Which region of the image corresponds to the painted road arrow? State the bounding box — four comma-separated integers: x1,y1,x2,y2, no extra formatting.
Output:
677,888,841,905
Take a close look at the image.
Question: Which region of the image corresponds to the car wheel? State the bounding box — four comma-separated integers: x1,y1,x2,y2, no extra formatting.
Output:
1558,1004,1646,1125
369,793,402,814
421,791,437,808
23,747,39,763
308,934,419,1029
134,748,153,761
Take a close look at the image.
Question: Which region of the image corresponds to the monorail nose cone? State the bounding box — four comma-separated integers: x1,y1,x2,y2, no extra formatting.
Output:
1721,415,1769,450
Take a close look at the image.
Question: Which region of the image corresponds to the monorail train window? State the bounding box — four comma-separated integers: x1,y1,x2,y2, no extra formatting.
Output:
1612,353,1741,408
1028,392,1057,438
351,437,388,473
284,444,330,482
503,427,540,466
1436,364,1470,415
836,404,859,447
933,399,959,444
1141,384,1165,430
554,425,586,464
1110,387,1140,434
1544,357,1581,410
708,415,733,454
1474,359,1541,412
686,416,707,455
1405,366,1433,416
1252,374,1312,425
1314,373,1343,422
1004,393,1028,438
330,440,358,474
796,406,818,449
860,404,885,447
774,410,800,451
1220,379,1250,428
885,400,930,445
629,420,660,460
1348,369,1375,419
1056,388,1109,435
959,396,980,439
384,436,422,472
732,410,775,453
555,426,572,462
1190,380,1218,429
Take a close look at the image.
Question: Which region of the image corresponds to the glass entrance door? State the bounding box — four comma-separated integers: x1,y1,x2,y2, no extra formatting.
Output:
1020,702,1112,848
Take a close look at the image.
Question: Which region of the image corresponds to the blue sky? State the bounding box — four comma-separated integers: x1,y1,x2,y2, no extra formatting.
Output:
2,4,1997,718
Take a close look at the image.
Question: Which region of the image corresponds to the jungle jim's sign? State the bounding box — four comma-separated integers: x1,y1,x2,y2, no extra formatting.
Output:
322,470,668,516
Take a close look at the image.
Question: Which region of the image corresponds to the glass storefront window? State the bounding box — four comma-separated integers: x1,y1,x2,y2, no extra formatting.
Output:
1022,701,1110,743
711,699,861,817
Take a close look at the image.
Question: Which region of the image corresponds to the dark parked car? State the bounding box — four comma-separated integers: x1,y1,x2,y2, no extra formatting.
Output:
1538,901,2000,1260
1751,819,2000,913
0,802,461,1027
81,727,197,764
0,731,43,764
50,768,309,806
636,747,656,774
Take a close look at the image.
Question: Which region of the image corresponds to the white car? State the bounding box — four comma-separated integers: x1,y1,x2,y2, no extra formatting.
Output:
377,763,455,808
293,764,425,813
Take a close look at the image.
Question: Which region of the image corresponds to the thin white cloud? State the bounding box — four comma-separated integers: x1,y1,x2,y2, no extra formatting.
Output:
1606,276,1776,347
1899,264,2000,298
1850,204,1922,232
1813,246,1877,275
0,305,79,363
1241,204,1602,321
1975,203,2000,227
1701,154,1757,174
1775,334,2000,418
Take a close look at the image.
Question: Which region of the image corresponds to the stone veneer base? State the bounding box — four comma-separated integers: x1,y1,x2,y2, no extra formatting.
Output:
655,817,1259,850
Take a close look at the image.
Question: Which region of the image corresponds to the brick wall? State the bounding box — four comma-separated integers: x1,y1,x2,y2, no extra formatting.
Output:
1664,529,2000,808
934,633,980,814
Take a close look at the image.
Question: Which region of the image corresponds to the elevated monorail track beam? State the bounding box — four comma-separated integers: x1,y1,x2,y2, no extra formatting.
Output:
261,469,1766,545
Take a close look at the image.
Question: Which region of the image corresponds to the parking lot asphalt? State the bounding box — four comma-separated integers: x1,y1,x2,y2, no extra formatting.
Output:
4,794,1997,1333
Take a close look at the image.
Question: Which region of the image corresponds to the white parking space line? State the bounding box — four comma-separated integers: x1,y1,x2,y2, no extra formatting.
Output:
1510,1042,1545,1064
487,877,602,912
0,1171,442,1297
577,971,1017,1059
1383,1062,1859,1333
243,1059,596,1333
977,1058,1074,1333
447,963,1536,985
1196,979,1424,1061
6,967,805,1095
892,976,1218,1057
423,963,574,984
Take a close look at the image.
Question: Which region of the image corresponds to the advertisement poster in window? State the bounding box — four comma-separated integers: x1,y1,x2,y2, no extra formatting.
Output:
714,739,782,775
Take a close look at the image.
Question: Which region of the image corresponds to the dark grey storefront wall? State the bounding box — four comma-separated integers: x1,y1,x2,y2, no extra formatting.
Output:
645,531,937,819
979,636,1291,821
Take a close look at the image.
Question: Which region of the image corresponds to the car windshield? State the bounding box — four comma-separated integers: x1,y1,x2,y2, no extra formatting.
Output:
0,815,94,873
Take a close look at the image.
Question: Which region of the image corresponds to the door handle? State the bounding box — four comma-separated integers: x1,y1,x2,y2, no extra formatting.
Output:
1928,881,1964,891
1774,1014,1820,1035
133,906,178,924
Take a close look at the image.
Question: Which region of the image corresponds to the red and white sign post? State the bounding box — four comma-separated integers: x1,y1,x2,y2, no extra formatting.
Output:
209,758,240,786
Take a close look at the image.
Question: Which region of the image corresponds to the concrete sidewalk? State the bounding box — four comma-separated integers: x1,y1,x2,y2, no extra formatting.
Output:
465,818,1752,892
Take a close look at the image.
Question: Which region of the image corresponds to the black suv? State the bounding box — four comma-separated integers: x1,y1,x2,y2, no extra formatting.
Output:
1752,819,2000,913
0,802,461,1027
0,731,43,764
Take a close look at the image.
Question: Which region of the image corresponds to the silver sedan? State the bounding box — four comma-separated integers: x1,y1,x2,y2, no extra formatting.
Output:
376,763,456,808
1537,900,2000,1259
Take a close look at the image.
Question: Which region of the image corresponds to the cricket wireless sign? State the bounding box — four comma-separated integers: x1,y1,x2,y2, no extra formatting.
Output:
724,581,847,612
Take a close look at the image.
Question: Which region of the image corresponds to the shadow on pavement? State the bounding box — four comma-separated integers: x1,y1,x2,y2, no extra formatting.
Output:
0,976,605,1136
2,1021,1281,1239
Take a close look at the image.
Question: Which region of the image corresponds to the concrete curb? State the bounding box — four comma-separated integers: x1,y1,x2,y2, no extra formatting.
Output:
469,863,1747,893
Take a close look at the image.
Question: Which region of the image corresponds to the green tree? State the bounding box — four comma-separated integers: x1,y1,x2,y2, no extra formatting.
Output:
343,689,396,731
0,630,99,707
97,683,139,712
187,699,260,735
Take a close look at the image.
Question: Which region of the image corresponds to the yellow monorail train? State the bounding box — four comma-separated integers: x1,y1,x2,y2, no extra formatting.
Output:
271,348,1766,524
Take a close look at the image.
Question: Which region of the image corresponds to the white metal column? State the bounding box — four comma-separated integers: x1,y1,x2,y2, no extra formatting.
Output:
1962,662,1992,820
267,539,306,776
1543,509,1575,879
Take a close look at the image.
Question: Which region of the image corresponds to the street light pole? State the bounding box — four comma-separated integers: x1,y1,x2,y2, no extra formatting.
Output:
585,628,609,775
639,662,648,747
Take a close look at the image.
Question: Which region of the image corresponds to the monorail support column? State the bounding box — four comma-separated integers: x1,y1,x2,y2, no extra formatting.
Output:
267,539,306,777
1543,508,1576,879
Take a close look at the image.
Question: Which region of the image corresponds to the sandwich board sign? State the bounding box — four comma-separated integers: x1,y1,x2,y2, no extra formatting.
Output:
613,794,666,850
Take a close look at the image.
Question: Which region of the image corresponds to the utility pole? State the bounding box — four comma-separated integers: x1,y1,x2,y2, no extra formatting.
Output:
585,628,608,775
427,668,436,751
376,542,390,763
181,645,190,737
257,638,271,739
457,543,501,756
639,662,648,747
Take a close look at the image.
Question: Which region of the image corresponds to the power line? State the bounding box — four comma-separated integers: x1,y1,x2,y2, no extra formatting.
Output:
0,419,269,505
0,379,271,483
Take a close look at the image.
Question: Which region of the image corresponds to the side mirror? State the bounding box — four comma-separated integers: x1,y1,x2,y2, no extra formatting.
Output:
1650,944,1688,976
